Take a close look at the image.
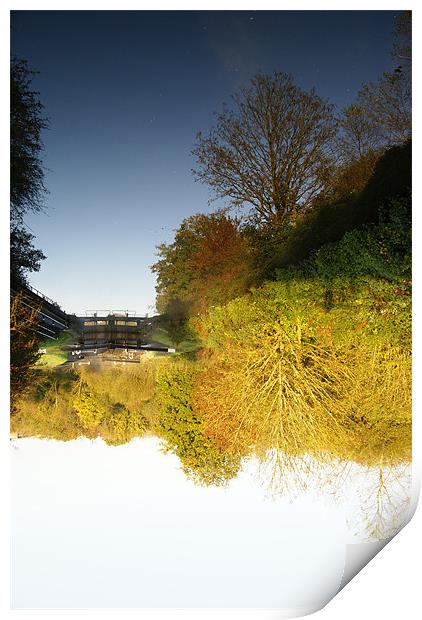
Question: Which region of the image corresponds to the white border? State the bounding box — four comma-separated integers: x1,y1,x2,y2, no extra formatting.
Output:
2,2,420,619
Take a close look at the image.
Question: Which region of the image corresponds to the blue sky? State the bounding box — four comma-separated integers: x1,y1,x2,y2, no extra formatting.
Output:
11,10,397,315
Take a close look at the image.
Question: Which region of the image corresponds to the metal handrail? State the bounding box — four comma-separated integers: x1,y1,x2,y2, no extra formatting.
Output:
85,310,137,317
25,284,59,307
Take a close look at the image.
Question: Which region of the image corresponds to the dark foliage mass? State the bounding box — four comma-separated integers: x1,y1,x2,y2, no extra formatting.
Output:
10,58,48,287
261,141,411,272
10,58,48,224
10,294,41,410
359,141,411,218
10,225,46,284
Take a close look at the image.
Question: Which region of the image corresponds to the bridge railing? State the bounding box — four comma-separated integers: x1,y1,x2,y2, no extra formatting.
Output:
84,310,138,317
24,284,61,308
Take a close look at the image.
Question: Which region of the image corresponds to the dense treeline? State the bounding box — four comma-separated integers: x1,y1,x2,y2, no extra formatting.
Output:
257,142,411,274
193,205,411,468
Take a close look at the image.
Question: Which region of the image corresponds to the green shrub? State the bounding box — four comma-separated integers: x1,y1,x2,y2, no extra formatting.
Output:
73,389,106,429
194,277,411,469
154,361,241,486
11,369,85,441
101,403,148,446
11,363,160,444
311,194,411,284
78,361,159,413
257,142,411,273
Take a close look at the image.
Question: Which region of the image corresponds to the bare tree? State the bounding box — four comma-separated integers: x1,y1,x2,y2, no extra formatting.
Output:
11,58,49,225
192,72,337,226
337,103,383,162
337,12,411,161
357,72,411,147
393,10,411,67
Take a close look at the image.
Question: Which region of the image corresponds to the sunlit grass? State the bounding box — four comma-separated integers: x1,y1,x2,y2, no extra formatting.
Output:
150,326,199,353
40,331,72,349
36,330,72,367
37,351,68,367
149,327,174,346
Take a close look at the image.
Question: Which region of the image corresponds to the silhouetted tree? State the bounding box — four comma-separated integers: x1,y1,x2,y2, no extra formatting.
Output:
192,72,337,227
11,57,48,224
10,225,46,284
354,72,411,147
337,104,383,161
10,57,48,285
337,13,411,162
393,11,411,70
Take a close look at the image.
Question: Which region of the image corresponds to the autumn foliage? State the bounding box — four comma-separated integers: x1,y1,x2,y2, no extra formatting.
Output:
189,214,253,313
152,211,254,328
10,293,41,409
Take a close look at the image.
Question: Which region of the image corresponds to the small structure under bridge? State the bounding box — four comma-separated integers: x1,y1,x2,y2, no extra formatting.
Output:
68,310,175,364
77,310,154,349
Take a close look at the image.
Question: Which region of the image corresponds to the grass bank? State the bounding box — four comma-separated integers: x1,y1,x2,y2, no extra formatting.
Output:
36,331,72,368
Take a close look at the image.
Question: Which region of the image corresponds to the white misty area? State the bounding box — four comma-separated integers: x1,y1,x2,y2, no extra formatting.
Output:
10,437,406,610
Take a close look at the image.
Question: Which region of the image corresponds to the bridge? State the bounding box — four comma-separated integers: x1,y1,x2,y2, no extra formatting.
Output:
11,282,69,340
11,285,175,360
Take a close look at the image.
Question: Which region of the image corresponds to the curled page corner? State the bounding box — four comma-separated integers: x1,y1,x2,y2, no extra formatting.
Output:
337,538,391,593
337,482,418,596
